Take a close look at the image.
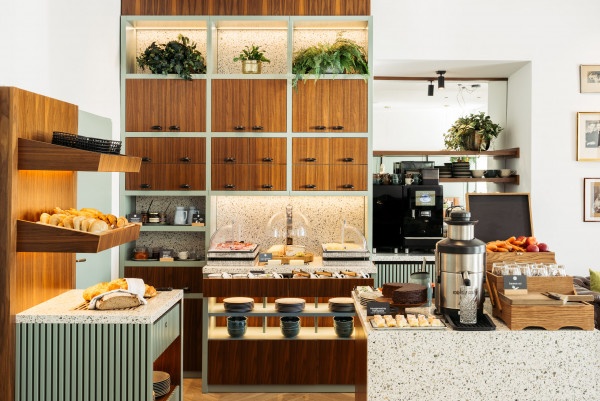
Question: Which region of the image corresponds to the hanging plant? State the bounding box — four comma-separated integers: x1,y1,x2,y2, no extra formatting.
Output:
136,34,206,80
444,112,503,151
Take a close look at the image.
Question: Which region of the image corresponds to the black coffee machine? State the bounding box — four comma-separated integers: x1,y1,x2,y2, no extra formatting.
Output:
373,184,444,253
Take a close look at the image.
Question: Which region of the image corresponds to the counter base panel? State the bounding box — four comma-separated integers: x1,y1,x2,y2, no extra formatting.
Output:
206,385,354,393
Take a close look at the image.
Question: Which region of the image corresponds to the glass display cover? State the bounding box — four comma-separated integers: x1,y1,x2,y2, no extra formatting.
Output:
322,220,368,252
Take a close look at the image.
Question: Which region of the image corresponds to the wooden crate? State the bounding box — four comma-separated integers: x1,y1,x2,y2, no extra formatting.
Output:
486,251,556,271
486,271,573,295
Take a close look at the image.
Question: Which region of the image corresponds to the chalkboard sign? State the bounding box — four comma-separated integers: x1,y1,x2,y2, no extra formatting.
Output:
259,253,273,263
367,302,390,316
466,193,532,243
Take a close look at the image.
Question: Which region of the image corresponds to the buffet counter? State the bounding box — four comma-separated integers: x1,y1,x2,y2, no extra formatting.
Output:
354,295,600,401
203,256,377,274
371,252,435,262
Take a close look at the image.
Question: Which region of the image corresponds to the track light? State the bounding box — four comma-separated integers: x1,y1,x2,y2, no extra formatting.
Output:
427,81,434,96
436,70,446,90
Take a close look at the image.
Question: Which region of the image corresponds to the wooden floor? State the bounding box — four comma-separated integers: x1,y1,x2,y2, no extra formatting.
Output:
182,379,354,401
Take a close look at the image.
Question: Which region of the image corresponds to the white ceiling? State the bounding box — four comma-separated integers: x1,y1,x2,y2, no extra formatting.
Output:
373,59,529,78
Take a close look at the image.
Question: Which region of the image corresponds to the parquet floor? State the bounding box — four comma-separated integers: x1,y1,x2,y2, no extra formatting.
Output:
182,379,354,401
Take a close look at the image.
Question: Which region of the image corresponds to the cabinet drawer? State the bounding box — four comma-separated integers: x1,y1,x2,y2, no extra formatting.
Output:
212,137,249,164
248,138,286,164
248,164,286,191
124,266,203,293
125,164,206,191
293,165,329,191
211,164,249,191
152,303,181,362
330,165,367,191
292,138,329,164
330,138,368,164
126,137,206,164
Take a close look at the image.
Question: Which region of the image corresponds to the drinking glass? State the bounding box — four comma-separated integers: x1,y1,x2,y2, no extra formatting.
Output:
459,286,478,324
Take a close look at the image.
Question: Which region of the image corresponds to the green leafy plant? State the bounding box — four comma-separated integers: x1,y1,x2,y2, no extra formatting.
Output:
136,35,206,81
444,112,503,151
292,36,369,88
233,45,271,63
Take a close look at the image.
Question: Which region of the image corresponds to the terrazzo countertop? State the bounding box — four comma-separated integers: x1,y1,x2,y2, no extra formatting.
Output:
203,256,377,274
371,252,435,262
354,296,600,401
16,289,183,325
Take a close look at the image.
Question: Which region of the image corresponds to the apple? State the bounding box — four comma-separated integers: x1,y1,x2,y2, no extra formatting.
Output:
526,237,538,247
516,236,526,242
538,243,549,252
526,244,539,252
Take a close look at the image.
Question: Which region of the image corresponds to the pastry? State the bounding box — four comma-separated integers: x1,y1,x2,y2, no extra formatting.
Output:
144,285,157,298
382,283,427,304
89,220,109,234
407,316,419,327
396,315,409,327
116,216,128,228
73,216,86,231
83,282,110,301
384,315,397,327
431,318,444,327
39,213,50,224
63,215,75,229
83,279,157,302
418,315,430,327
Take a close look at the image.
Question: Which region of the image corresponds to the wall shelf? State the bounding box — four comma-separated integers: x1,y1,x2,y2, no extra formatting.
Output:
439,176,519,184
123,260,206,267
17,220,141,253
373,148,520,159
18,139,142,172
140,225,206,232
208,326,354,341
208,303,355,317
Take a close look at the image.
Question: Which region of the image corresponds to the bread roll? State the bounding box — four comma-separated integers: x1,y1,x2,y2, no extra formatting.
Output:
96,293,140,310
49,214,67,226
107,214,117,227
73,216,86,231
39,213,51,224
63,215,75,229
144,285,157,298
116,217,128,228
81,218,96,232
89,220,109,234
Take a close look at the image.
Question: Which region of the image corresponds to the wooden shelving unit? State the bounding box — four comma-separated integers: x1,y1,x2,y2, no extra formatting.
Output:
439,176,519,184
373,148,520,158
18,138,142,172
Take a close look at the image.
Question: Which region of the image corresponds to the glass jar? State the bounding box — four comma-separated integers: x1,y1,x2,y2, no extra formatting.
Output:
459,286,478,324
133,247,149,260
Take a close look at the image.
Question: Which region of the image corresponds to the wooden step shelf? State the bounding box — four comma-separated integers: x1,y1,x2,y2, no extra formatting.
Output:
18,138,142,172
439,176,519,184
17,220,141,253
373,148,520,158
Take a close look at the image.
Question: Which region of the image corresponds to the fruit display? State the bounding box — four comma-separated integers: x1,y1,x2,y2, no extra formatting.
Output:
486,236,550,253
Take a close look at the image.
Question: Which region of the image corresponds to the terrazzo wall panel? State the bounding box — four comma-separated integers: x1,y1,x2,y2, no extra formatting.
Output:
292,29,368,57
135,29,208,74
134,232,206,259
216,29,288,74
214,196,366,254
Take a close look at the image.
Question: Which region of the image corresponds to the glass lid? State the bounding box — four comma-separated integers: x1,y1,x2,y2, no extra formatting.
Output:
323,220,367,252
208,221,257,252
265,205,310,246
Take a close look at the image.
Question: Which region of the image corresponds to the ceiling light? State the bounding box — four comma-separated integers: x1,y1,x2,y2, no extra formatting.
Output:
436,70,446,90
427,81,434,96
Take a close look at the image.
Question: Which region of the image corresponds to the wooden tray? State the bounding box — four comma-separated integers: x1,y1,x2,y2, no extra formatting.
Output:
271,253,314,264
368,317,446,330
486,251,556,271
486,271,574,296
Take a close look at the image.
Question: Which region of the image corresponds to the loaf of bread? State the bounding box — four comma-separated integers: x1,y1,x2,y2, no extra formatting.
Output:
83,278,158,301
95,293,141,310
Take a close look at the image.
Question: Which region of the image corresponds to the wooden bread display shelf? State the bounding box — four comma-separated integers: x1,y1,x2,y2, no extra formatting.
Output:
17,220,141,253
18,138,142,172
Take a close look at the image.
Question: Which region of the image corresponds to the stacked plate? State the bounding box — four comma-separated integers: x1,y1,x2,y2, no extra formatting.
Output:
452,162,471,178
223,297,255,313
358,291,382,306
275,298,306,313
153,371,171,398
438,164,452,178
329,297,355,313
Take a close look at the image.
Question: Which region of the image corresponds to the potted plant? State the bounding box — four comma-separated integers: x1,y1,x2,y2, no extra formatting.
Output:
233,45,270,74
443,112,503,151
136,34,206,80
292,36,369,88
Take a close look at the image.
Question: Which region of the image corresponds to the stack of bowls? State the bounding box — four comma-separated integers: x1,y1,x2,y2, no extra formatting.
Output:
438,163,452,179
227,316,247,338
223,297,255,313
452,162,471,178
280,316,301,338
152,371,171,398
275,298,306,313
333,316,354,338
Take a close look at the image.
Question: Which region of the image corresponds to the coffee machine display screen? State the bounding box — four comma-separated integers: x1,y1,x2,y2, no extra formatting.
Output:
415,191,436,207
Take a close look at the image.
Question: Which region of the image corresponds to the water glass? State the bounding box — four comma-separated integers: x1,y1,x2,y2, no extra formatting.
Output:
459,286,478,324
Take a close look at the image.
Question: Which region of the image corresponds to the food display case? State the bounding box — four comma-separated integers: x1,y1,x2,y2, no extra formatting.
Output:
322,220,370,266
265,205,314,263
207,221,259,265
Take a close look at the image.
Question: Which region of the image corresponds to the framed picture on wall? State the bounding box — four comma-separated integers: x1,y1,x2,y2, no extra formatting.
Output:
580,65,600,93
577,112,600,161
584,178,600,222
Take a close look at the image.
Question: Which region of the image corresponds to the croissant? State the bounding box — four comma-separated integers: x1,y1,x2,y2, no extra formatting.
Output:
39,213,51,224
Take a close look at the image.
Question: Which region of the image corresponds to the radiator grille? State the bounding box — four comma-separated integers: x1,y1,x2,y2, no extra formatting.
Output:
374,262,435,287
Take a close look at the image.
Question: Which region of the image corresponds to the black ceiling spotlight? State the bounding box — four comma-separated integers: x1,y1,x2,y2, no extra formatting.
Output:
427,80,434,96
436,70,446,90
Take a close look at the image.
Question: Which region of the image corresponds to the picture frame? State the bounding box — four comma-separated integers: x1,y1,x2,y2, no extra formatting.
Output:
583,178,600,222
580,65,600,93
576,112,600,161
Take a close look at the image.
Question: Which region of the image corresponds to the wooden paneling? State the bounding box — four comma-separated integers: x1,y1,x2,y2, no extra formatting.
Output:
203,278,289,297
211,137,249,164
293,0,332,15
126,137,167,164
330,165,368,191
126,137,205,164
168,79,206,132
125,79,165,132
292,137,330,164
265,0,293,15
355,317,368,401
248,138,286,164
330,137,368,164
332,0,371,16
317,340,355,384
154,334,182,387
183,299,203,372
126,164,206,190
288,278,374,297
292,165,329,191
248,164,286,191
124,266,203,293
250,80,287,132
211,80,250,132
211,164,249,191
293,80,330,132
329,80,368,133
122,0,210,15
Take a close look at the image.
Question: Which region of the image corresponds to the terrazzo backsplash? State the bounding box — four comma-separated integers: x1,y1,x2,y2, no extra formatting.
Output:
134,232,205,259
135,196,206,225
216,29,288,74
135,30,208,74
214,196,366,254
293,29,368,58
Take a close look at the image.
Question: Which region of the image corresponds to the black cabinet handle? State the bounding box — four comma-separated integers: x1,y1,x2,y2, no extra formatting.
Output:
169,125,181,131
342,158,355,162
151,125,163,130
224,157,236,162
314,126,327,130
234,126,246,131
140,184,152,189
182,286,190,293
262,157,274,162
252,126,264,131
305,158,317,162
305,184,317,189
332,126,345,130
224,184,236,189
262,184,273,189
180,184,191,189
142,157,151,162
343,184,355,189
180,157,192,162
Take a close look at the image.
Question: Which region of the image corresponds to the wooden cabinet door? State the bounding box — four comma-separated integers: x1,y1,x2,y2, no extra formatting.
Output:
330,165,367,191
329,80,368,133
165,164,206,190
248,138,286,164
167,79,206,132
125,79,166,132
293,80,330,132
122,0,210,15
293,0,333,15
330,137,368,164
211,164,249,191
316,340,355,384
125,164,159,190
293,165,329,191
124,266,203,293
183,298,203,373
125,138,167,164
292,138,329,164
250,80,287,132
332,0,370,15
211,137,249,164
166,137,206,164
248,165,286,191
211,80,250,132
209,0,246,14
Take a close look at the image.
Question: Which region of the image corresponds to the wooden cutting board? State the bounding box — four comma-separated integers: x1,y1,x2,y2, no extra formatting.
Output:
499,292,590,305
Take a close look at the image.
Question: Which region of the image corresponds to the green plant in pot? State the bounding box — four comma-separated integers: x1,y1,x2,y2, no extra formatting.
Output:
136,34,206,80
292,36,369,89
233,45,270,74
444,112,503,151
